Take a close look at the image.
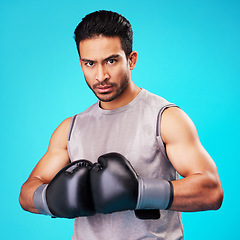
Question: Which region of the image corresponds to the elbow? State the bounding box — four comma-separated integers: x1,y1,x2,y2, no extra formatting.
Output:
212,186,223,210
19,183,33,212
19,187,27,211
19,196,25,211
198,172,224,211
202,170,223,211
207,180,224,211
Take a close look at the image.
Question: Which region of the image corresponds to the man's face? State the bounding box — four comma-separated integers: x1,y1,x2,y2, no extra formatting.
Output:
79,36,131,103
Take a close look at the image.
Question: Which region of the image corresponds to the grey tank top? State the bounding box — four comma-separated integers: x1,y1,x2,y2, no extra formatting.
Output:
67,89,183,240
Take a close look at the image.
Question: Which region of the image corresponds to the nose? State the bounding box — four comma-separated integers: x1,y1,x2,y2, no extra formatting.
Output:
96,64,109,82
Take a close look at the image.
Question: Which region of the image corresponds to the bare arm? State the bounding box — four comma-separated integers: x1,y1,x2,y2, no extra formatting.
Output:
161,107,223,212
19,118,72,214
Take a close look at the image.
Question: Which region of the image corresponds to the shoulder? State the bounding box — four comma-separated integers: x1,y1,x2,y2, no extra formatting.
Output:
55,117,72,133
161,107,198,145
49,117,72,148
74,102,99,119
142,89,169,104
140,89,174,110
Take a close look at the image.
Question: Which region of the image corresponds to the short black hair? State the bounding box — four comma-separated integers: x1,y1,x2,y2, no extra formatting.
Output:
74,10,133,58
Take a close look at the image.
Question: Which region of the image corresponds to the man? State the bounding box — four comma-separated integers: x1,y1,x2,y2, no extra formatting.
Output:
19,10,223,240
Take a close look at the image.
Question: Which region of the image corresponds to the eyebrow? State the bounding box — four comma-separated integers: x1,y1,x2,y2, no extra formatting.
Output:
81,54,120,63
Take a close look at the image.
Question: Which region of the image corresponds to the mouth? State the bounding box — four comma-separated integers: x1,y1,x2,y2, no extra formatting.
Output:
95,85,114,94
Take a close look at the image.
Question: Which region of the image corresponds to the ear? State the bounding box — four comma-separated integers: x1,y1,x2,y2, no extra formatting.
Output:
128,51,138,70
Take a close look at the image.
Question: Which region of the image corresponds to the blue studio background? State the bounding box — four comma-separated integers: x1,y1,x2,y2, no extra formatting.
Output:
0,0,239,239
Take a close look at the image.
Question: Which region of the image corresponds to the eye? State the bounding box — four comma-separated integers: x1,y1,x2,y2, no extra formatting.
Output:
108,59,116,64
85,61,94,67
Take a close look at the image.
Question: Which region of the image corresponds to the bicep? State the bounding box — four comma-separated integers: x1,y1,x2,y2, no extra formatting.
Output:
28,117,71,183
161,108,218,178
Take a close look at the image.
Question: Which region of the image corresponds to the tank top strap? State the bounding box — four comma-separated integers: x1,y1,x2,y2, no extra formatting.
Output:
68,114,78,141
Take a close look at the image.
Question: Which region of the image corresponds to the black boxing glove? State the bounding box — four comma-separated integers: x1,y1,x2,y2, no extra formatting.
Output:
90,152,173,215
33,160,95,218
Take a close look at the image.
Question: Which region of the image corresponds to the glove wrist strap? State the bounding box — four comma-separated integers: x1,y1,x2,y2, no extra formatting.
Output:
33,184,54,216
136,178,174,210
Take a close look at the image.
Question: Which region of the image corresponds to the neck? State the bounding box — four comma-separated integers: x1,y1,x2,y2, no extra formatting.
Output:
100,82,141,110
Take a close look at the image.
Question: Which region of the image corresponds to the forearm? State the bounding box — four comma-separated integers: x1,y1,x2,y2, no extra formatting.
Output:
19,177,44,214
170,173,223,212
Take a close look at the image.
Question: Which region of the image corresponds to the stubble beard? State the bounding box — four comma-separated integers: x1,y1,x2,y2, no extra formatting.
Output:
86,73,130,103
